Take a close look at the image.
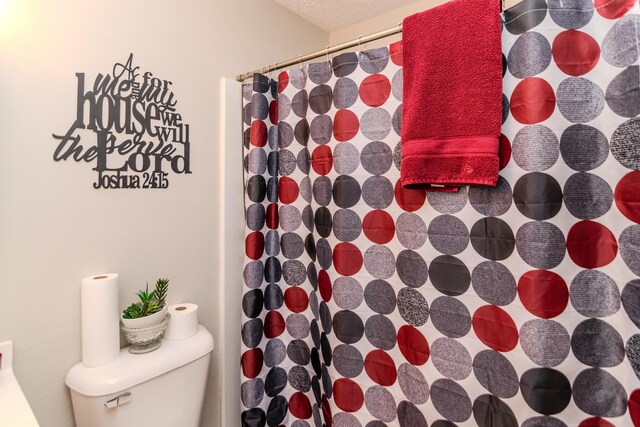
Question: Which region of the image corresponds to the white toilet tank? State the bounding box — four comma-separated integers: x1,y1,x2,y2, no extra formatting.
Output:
65,325,214,427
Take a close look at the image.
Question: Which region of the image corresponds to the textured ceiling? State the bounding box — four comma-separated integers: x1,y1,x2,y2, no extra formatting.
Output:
272,0,425,31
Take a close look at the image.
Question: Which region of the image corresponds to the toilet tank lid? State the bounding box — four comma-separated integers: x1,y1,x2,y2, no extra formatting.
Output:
65,325,214,397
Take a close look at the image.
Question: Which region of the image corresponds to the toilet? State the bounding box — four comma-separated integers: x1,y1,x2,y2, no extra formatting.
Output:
65,325,214,427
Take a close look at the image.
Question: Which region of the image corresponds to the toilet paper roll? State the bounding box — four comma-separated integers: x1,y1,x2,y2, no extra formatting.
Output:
81,273,120,367
164,303,199,340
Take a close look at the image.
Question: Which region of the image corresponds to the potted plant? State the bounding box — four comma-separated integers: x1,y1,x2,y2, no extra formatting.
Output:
121,278,169,328
120,278,170,353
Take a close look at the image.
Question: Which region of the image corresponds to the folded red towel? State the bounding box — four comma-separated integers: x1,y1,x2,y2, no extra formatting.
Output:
400,0,503,192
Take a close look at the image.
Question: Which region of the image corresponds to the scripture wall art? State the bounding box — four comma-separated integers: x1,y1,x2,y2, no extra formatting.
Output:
53,54,192,189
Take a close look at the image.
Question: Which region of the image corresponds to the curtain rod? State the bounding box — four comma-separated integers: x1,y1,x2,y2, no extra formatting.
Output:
235,24,403,82
236,0,508,82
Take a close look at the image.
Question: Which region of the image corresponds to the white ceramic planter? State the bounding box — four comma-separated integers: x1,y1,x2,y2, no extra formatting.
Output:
121,315,169,353
121,305,168,329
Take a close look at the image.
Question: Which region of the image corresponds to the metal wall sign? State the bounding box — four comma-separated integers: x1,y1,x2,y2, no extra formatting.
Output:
52,54,191,189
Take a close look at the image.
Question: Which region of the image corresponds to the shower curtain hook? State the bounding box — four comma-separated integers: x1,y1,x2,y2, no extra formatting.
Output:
357,35,363,51
298,54,303,68
326,45,331,64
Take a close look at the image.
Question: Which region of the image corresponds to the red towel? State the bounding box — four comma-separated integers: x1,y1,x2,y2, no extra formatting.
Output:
400,0,502,192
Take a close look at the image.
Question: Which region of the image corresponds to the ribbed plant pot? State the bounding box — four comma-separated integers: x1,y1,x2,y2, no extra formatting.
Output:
121,305,168,329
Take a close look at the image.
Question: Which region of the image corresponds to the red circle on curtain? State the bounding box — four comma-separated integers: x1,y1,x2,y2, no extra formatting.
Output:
398,325,430,366
245,232,264,260
629,389,640,427
333,378,364,412
279,176,300,204
510,77,556,124
312,145,333,175
250,120,268,147
269,100,278,124
359,74,392,107
363,210,395,244
394,179,426,212
472,305,519,352
595,0,635,19
278,71,289,93
499,134,512,170
364,350,397,386
284,287,309,313
322,394,333,427
334,109,360,142
289,392,312,419
567,220,618,268
318,269,332,302
615,171,640,224
264,310,285,338
579,417,616,427
241,348,263,379
518,270,569,319
553,30,600,76
333,242,363,276
266,203,279,229
390,41,403,66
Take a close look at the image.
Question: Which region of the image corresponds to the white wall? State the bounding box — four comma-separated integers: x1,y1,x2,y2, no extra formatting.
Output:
218,78,245,427
0,1,327,426
329,0,445,46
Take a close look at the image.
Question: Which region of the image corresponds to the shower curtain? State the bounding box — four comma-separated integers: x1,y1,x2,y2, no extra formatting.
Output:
241,1,640,425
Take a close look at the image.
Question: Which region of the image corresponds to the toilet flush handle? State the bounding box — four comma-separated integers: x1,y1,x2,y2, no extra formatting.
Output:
104,392,132,409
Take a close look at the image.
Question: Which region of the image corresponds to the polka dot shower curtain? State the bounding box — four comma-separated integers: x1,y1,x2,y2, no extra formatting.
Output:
240,0,640,425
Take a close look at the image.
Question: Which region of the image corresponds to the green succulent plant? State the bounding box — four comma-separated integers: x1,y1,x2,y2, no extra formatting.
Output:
122,278,170,319
155,278,169,307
